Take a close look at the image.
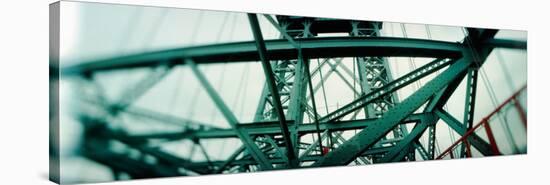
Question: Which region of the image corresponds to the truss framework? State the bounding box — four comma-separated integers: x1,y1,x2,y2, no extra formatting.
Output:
59,13,527,178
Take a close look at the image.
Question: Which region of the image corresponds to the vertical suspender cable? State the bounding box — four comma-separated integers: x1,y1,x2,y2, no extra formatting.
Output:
117,7,144,54
317,58,330,115
424,24,443,155
173,11,205,158
170,11,204,115
479,68,518,153
495,50,517,92
305,54,325,156
461,28,518,154
400,23,421,91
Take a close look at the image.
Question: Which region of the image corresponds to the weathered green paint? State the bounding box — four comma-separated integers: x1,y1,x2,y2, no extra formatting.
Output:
64,37,465,75
376,114,438,163
314,58,472,166
319,58,452,123
434,109,495,156
461,68,479,157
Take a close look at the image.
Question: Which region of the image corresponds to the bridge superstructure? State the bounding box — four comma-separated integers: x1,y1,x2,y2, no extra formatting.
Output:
58,12,527,179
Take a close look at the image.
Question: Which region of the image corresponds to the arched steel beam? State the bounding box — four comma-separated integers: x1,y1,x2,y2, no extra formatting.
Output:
63,36,466,75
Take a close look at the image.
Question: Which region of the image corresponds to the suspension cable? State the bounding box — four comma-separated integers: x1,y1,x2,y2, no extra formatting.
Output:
215,13,232,42
317,58,330,115
461,28,518,153
117,7,144,54
141,9,170,49
480,67,518,153
238,64,250,118
401,23,430,155
400,23,421,92
424,24,445,157
169,11,205,115
353,57,358,134
425,25,433,40
210,64,227,122
495,49,517,91
172,11,208,156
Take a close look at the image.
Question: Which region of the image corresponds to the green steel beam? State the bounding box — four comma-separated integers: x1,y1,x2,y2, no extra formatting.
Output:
464,28,498,65
351,21,408,159
434,109,495,156
482,39,527,50
414,141,430,160
84,148,184,178
263,136,289,165
120,105,220,129
114,65,172,112
303,55,325,159
125,113,428,140
63,37,464,75
262,14,300,49
461,68,479,157
356,56,377,118
306,59,344,101
420,28,497,112
313,57,472,166
286,59,308,151
253,83,270,121
421,28,499,158
248,14,298,168
319,58,452,123
299,130,329,160
74,25,523,174
81,118,211,175
187,59,274,170
331,132,372,164
199,145,399,169
67,30,524,77
426,124,437,159
424,70,468,112
376,113,438,163
420,61,469,159
187,145,393,168
214,145,245,173
285,59,307,153
325,60,362,96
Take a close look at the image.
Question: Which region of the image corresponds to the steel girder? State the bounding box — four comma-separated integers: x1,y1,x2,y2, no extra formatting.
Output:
375,113,438,163
248,14,298,168
350,20,409,162
252,15,310,155
434,109,494,156
80,117,209,176
303,55,325,157
319,58,453,123
187,59,274,170
321,28,509,164
483,39,527,50
460,68,479,157
62,38,526,76
63,13,527,175
123,113,429,141
63,37,465,75
313,57,473,167
181,145,395,169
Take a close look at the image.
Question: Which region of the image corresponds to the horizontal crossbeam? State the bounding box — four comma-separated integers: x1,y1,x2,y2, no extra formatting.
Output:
64,37,465,74
314,57,472,166
125,113,429,141
319,58,453,123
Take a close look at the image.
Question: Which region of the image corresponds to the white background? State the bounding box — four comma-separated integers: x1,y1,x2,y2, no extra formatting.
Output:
0,0,548,184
